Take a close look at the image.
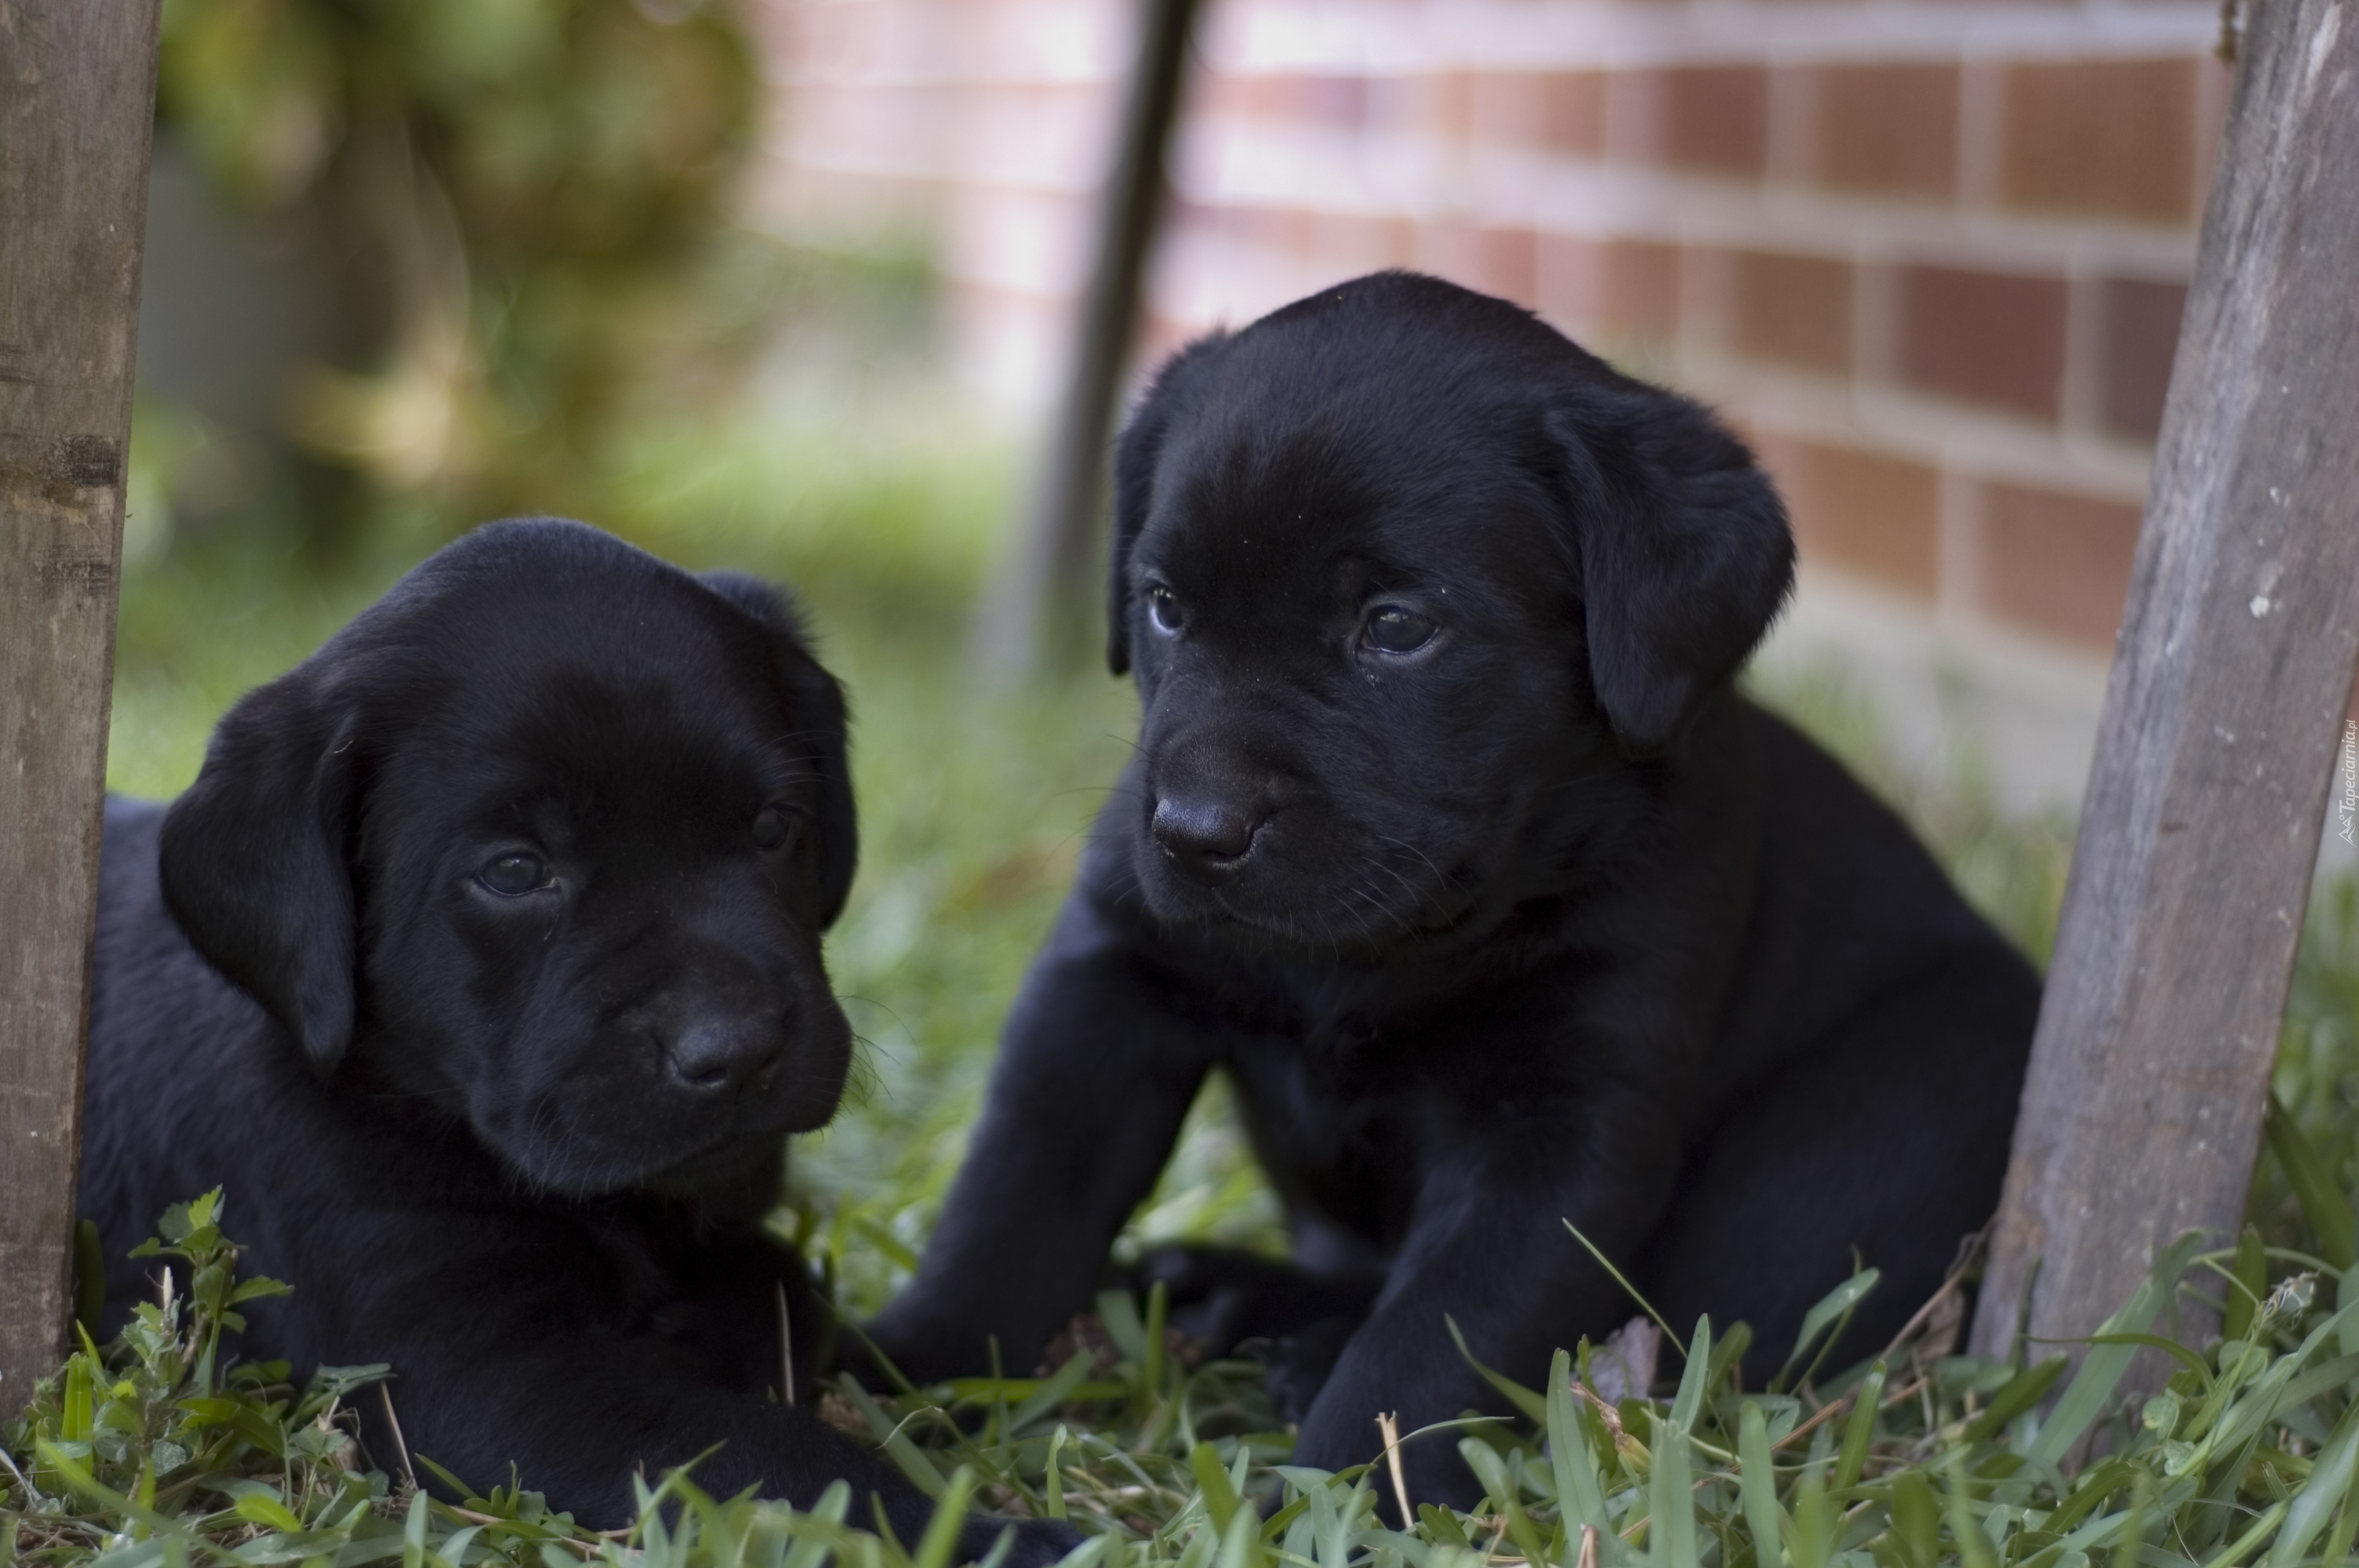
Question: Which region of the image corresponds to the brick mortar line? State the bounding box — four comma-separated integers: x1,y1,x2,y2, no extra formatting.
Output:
756,143,1108,198
1669,350,2157,499
1205,0,2223,71
1131,231,2164,500
1173,129,2205,276
762,132,2208,283
762,0,2224,89
1765,566,2119,715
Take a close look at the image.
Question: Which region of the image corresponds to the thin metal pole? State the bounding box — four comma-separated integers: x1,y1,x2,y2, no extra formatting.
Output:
973,0,1201,681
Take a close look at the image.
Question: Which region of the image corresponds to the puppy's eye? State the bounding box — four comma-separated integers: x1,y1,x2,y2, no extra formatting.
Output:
477,853,549,898
1146,585,1183,634
753,804,793,851
1364,604,1438,654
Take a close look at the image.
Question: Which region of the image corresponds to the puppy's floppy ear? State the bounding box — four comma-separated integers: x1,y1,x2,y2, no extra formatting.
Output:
159,672,362,1072
1546,380,1794,754
700,571,859,927
1107,331,1231,675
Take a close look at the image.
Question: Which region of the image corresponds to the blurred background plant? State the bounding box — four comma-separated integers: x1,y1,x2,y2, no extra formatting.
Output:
133,0,799,555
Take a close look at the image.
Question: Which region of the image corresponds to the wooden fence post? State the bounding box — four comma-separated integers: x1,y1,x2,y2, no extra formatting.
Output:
0,0,161,1414
1969,0,2359,1363
972,0,1201,681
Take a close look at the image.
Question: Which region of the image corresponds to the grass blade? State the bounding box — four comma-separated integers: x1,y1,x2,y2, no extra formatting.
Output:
834,1377,948,1499
1190,1443,1240,1534
1564,1222,1688,1359
1647,1414,1698,1568
1549,1348,1611,1535
1445,1316,1548,1425
2222,1227,2267,1346
1943,1448,1997,1568
1670,1318,1712,1433
2266,1390,2359,1567
1961,1356,2067,1443
1772,1272,1880,1393
2027,1231,2206,1471
1835,1363,1884,1491
1737,1402,1787,1568
2265,1095,2357,1270
910,1466,975,1568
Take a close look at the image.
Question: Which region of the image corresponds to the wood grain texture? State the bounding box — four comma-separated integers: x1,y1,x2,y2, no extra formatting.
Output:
0,0,158,1415
1970,0,2359,1362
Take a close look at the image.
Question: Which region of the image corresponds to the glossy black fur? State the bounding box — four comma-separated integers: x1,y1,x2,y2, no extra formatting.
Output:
82,518,1070,1562
869,274,2040,1504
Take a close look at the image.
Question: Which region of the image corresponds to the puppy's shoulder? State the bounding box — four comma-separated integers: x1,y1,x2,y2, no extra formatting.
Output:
1741,699,2022,960
96,796,203,986
89,796,297,1138
86,797,307,1282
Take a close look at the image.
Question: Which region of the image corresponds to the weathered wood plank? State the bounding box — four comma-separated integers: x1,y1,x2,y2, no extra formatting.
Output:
973,0,1201,679
1969,0,2359,1360
0,0,160,1414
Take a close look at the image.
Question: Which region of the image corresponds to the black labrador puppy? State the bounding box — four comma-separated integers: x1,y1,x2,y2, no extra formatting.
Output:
870,273,2040,1503
82,518,1071,1563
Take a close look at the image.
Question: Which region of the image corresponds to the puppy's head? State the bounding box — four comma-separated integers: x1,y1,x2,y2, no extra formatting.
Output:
1105,271,1791,954
159,517,860,1199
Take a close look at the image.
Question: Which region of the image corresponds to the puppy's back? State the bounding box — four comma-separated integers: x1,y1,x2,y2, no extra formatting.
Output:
82,797,307,1334
1717,702,2040,1084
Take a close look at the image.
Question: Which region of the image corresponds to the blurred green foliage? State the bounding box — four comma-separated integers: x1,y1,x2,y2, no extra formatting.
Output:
152,0,772,521
2256,877,2359,1257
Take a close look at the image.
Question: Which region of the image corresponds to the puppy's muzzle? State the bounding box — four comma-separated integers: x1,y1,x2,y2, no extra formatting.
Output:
1152,794,1263,883
662,1011,789,1096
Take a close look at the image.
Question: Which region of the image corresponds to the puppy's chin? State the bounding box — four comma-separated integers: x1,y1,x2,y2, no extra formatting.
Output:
1127,836,1482,963
483,1123,787,1202
465,1007,856,1200
638,1137,791,1203
469,1065,849,1197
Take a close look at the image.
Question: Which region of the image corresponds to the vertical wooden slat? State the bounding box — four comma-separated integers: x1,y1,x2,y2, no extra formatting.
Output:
1970,0,2359,1362
0,0,160,1413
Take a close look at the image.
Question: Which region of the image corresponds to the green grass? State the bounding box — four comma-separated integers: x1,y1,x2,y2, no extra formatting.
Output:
19,394,2359,1568
21,1188,2359,1568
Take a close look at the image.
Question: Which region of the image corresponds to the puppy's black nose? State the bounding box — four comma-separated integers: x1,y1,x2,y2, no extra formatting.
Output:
1152,795,1259,881
664,1015,787,1094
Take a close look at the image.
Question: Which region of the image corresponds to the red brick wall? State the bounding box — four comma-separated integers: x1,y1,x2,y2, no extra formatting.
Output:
752,0,2240,667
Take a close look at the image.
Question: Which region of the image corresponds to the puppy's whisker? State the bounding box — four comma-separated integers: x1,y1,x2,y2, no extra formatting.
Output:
1345,882,1416,944
1370,833,1448,887
1529,765,1623,800
1347,879,1419,940
1361,855,1430,910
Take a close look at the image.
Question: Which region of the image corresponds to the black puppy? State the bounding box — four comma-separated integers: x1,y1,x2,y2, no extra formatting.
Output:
871,274,2039,1503
82,518,1070,1562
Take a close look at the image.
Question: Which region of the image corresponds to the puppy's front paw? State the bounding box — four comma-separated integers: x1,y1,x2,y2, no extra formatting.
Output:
1136,1243,1267,1348
961,1515,1085,1568
860,1301,989,1385
1258,1316,1358,1423
1136,1246,1379,1353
